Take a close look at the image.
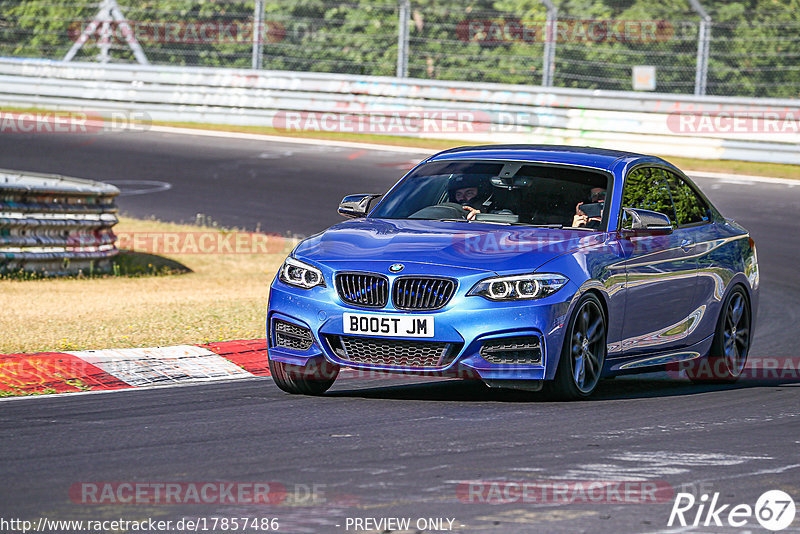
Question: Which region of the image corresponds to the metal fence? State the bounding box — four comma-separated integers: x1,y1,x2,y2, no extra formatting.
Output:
0,0,798,98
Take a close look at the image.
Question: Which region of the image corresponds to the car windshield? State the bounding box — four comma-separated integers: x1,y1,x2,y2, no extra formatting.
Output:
370,160,612,229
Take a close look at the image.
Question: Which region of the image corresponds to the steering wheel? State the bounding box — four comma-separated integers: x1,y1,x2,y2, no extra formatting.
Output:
408,202,468,220
436,202,469,218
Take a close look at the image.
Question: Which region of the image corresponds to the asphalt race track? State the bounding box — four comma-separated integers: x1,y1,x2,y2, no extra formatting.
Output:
1,130,799,533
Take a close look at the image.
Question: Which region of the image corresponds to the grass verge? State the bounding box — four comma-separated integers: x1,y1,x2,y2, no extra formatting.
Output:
0,216,290,354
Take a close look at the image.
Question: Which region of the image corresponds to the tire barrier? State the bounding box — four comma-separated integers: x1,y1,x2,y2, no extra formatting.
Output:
0,169,119,275
0,57,799,164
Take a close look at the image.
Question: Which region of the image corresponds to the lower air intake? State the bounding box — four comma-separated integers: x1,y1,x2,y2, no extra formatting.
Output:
326,335,460,369
480,336,542,365
273,319,314,351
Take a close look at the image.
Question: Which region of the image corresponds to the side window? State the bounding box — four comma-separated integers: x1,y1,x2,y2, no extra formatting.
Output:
665,171,711,226
621,167,677,225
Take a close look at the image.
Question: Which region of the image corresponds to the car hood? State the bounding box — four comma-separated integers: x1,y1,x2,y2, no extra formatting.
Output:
294,218,604,274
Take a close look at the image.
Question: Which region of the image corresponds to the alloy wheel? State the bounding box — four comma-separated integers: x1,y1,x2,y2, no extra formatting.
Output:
570,299,606,393
723,291,750,377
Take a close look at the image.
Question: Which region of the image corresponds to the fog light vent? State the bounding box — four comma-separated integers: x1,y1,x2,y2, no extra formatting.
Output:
480,336,542,365
273,319,314,351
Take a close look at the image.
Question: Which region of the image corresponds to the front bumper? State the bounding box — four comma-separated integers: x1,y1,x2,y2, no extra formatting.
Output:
266,270,577,382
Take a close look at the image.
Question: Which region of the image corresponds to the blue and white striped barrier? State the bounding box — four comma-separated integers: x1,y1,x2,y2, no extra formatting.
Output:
0,169,119,275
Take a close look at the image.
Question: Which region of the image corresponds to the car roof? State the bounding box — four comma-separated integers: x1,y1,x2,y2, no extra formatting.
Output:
426,144,659,172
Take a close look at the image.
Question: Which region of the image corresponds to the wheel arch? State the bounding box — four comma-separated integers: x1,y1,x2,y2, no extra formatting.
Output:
545,286,608,399
720,275,756,325
566,282,612,330
582,287,609,323
717,278,754,332
546,283,610,380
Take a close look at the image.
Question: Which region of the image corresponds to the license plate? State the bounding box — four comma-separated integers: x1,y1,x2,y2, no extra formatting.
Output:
343,313,434,338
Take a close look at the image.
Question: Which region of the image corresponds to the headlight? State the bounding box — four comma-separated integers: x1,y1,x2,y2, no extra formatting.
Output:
279,257,325,289
468,273,568,301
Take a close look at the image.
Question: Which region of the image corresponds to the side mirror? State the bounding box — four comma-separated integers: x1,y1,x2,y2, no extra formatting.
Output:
338,194,382,218
620,207,673,237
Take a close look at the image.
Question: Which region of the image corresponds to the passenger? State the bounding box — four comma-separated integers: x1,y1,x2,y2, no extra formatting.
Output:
572,187,606,228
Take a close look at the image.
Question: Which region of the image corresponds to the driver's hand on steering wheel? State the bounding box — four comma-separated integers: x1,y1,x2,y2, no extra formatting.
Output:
462,205,480,220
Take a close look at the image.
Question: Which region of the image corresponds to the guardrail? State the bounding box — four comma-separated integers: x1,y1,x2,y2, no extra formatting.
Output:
0,57,798,164
0,169,119,276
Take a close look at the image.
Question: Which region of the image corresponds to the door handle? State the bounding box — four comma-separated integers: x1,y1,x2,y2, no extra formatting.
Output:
680,238,695,252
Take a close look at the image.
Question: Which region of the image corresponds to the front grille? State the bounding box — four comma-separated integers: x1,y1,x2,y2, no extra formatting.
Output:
326,335,460,369
335,272,389,308
273,319,314,351
480,336,542,365
393,277,456,311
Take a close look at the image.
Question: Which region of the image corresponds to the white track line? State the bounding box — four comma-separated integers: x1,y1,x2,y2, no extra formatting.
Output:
148,125,436,154
148,125,800,185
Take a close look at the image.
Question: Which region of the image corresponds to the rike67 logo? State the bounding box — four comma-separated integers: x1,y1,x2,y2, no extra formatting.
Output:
669,490,796,531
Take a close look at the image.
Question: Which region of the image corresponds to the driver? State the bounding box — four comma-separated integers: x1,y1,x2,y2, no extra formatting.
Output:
448,175,490,220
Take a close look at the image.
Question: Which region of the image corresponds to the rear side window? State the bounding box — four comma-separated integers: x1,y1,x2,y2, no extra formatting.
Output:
664,171,711,226
621,167,677,224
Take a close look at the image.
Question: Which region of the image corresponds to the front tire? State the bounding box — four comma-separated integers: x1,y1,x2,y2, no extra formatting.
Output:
547,293,607,400
269,357,339,395
688,285,751,384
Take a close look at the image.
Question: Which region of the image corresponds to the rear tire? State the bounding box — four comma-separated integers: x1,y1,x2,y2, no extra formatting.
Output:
269,357,339,395
687,285,751,384
546,293,607,400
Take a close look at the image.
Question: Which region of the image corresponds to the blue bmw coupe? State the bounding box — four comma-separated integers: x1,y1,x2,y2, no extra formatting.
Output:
267,145,759,399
